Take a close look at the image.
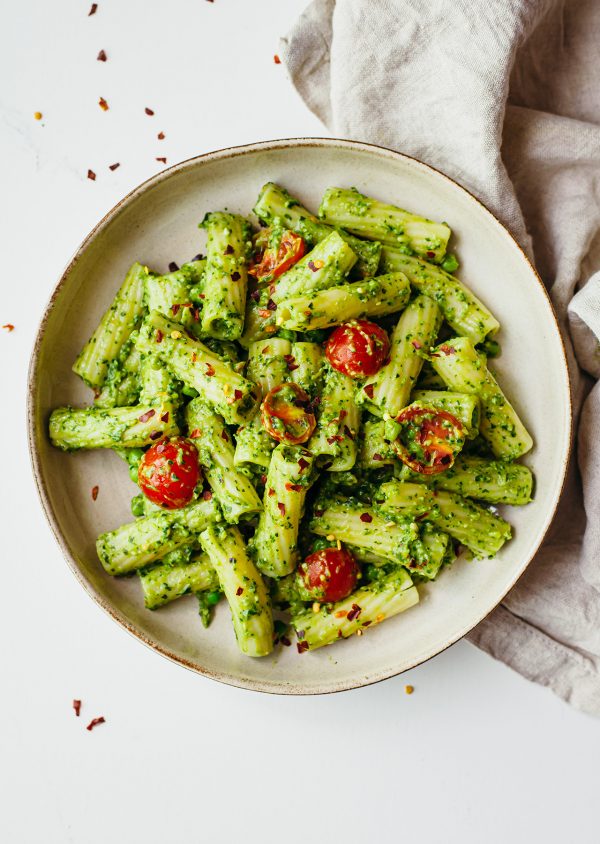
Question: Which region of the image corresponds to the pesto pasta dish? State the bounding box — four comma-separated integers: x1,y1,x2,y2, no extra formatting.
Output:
48,183,534,657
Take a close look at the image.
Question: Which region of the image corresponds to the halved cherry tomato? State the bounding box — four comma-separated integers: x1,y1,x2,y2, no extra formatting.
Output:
325,320,390,378
299,546,360,603
249,227,306,282
138,436,201,509
393,406,465,475
261,383,316,445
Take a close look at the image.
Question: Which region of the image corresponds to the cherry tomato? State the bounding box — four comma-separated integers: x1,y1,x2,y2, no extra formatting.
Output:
325,320,390,378
299,546,360,603
249,227,306,282
393,406,465,474
261,383,316,445
138,436,201,509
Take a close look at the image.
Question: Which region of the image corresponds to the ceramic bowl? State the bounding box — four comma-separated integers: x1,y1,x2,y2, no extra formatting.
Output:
28,138,571,693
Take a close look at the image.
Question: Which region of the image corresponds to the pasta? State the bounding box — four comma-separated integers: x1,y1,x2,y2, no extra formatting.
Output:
49,183,534,658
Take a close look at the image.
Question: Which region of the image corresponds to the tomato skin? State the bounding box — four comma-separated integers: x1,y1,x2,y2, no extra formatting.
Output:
261,383,316,445
138,437,201,509
249,228,306,282
393,407,465,475
325,320,390,378
299,547,360,603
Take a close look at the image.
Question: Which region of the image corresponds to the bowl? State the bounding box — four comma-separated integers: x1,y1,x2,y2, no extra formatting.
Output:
28,138,571,693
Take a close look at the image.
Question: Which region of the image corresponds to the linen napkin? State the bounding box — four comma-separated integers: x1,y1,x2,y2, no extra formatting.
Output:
280,0,600,715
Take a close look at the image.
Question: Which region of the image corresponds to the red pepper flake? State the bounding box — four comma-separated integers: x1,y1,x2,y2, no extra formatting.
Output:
298,457,309,471
157,131,165,140
224,244,234,255
109,162,120,171
171,304,181,316
88,3,98,15
372,453,383,462
364,384,375,399
138,409,155,423
250,289,260,302
231,271,241,281
307,261,317,272
411,339,422,350
326,435,344,445
73,699,82,717
155,329,163,343
426,251,435,259
87,169,96,181
280,636,291,647
266,298,277,311
260,474,267,485
149,431,162,440
339,409,348,420
86,716,105,732
2,323,14,332
97,49,107,62
91,485,99,501
285,482,303,492
284,354,299,371
346,603,362,621
297,640,309,653
191,307,200,322
268,488,275,497
274,54,281,64
98,97,109,111
360,513,373,523
314,508,324,517
205,363,215,377
234,389,243,401
160,411,169,423
439,344,456,356
235,586,244,596
220,430,229,442
363,620,372,627
343,425,354,440
277,502,286,516
145,107,155,116
168,261,179,272
202,489,213,501
189,428,201,438
191,352,198,363
156,157,167,164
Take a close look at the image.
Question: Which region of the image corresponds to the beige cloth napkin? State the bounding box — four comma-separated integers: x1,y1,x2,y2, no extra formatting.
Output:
280,0,600,715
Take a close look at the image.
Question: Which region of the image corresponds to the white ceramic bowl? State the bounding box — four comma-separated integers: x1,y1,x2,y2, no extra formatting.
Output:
28,139,571,693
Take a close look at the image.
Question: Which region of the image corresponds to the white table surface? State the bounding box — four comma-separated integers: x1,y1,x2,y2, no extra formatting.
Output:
2,2,599,842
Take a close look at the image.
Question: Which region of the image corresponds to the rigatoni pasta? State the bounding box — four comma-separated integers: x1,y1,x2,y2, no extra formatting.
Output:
49,181,535,659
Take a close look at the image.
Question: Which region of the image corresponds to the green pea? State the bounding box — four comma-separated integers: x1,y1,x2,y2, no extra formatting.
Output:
129,464,140,484
205,590,221,606
441,253,459,274
131,494,145,517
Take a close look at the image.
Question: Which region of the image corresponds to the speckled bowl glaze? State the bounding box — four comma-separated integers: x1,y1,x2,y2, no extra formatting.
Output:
28,139,571,693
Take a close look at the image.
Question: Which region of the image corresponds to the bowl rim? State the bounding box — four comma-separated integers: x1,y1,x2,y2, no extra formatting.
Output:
27,136,573,694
